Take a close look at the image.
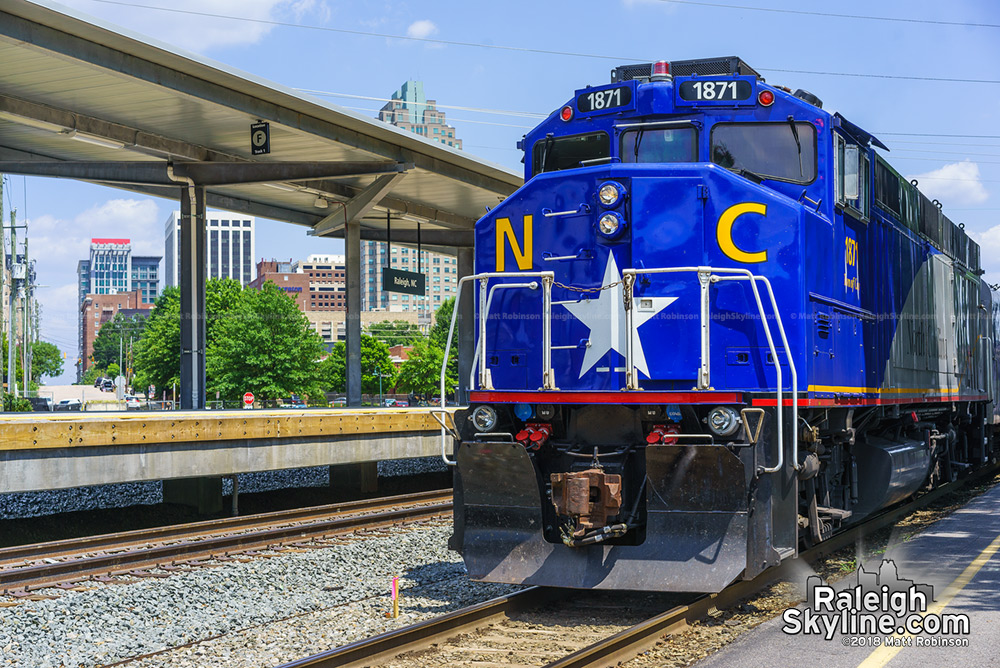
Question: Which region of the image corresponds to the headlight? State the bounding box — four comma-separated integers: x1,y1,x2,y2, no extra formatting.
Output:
598,181,625,207
471,405,498,432
598,212,625,238
707,406,742,438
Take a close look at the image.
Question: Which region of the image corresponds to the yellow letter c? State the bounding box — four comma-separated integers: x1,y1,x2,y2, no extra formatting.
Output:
717,202,768,263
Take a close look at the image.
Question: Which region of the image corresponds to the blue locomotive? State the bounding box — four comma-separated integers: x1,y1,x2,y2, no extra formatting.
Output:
442,57,997,592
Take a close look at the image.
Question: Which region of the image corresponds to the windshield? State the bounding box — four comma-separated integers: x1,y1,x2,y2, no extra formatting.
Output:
621,127,697,163
531,132,610,176
711,122,817,183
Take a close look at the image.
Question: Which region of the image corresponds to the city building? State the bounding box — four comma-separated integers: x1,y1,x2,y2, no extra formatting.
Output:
378,80,462,149
79,289,153,375
360,241,458,322
293,254,346,311
76,238,161,381
248,259,310,310
164,211,256,287
304,310,423,350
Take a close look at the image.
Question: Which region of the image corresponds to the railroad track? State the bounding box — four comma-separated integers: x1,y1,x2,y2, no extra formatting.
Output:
0,489,451,599
277,467,1000,668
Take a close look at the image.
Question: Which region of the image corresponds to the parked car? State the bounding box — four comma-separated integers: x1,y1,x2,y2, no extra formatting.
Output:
27,396,53,411
100,378,114,392
125,395,142,410
55,398,82,411
395,400,409,407
383,398,397,407
93,376,107,388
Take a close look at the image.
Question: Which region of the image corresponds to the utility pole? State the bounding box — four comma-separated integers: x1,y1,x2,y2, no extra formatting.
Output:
7,209,17,399
0,174,5,393
22,235,29,397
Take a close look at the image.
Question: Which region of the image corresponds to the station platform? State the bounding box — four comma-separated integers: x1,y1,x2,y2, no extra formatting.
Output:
0,408,453,497
697,481,1000,668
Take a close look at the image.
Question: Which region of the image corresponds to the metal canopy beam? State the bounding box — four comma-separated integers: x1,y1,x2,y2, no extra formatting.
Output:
312,172,407,237
0,160,410,186
0,8,519,197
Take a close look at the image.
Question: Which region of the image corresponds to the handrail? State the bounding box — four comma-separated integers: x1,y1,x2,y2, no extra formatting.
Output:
439,271,555,465
440,265,797,475
622,266,797,475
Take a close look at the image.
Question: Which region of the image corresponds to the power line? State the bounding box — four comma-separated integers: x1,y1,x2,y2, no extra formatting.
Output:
77,0,1000,84
654,0,1000,29
297,90,546,119
879,132,1000,139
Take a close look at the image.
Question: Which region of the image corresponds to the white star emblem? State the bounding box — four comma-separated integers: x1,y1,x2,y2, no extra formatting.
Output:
560,253,677,379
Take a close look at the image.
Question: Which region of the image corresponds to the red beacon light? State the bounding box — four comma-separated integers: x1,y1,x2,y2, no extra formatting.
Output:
560,105,574,122
758,89,775,106
651,60,671,82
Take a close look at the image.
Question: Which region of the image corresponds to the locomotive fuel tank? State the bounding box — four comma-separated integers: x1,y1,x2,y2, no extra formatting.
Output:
851,435,932,519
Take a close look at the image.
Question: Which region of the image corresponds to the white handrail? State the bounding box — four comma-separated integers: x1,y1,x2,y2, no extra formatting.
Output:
438,271,554,465
622,266,797,475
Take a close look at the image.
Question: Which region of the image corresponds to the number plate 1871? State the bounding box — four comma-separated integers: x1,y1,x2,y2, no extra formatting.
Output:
576,85,634,113
677,79,753,103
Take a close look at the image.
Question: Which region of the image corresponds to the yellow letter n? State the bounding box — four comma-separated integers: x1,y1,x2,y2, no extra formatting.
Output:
495,215,533,271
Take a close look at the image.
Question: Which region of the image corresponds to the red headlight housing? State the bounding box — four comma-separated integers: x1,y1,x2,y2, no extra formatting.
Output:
758,90,775,106
560,105,574,122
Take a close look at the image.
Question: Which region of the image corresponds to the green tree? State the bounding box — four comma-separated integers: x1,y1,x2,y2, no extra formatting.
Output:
31,341,64,382
206,282,326,401
132,279,248,396
429,298,458,390
106,362,120,378
429,297,455,349
396,339,454,396
80,365,105,385
133,287,180,394
366,320,423,347
319,335,397,396
91,312,148,370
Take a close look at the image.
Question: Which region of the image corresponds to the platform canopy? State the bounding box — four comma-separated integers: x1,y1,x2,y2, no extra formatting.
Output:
0,0,522,250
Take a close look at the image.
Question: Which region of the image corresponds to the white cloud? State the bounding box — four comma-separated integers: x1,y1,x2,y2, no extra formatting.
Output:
907,160,989,208
972,224,1000,284
56,0,329,52
406,19,438,39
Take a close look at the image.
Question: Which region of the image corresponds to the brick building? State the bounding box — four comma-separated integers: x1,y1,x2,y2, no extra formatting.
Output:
248,260,311,310
79,289,153,374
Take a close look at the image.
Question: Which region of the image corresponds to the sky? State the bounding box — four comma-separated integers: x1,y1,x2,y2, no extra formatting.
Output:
2,0,999,384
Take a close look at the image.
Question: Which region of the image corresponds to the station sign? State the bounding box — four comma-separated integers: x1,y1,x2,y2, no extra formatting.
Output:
382,267,425,296
250,121,270,155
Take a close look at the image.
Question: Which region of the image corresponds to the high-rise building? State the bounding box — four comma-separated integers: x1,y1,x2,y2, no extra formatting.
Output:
76,238,161,380
378,81,462,149
360,241,458,323
164,211,256,287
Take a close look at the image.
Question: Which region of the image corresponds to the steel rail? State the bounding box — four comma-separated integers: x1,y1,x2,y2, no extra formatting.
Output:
276,465,999,668
0,493,452,593
0,489,449,567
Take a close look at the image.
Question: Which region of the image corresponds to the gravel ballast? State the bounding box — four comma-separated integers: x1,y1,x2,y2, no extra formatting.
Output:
0,522,513,668
0,457,448,520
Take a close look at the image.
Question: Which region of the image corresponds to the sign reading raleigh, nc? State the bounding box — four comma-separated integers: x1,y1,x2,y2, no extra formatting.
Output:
382,267,426,296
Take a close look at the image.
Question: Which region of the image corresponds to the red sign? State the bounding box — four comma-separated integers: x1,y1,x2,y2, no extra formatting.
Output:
243,392,255,406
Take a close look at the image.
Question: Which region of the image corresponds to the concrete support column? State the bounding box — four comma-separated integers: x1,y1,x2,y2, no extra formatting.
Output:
346,218,362,407
329,462,378,494
457,246,475,405
163,476,223,514
179,185,206,410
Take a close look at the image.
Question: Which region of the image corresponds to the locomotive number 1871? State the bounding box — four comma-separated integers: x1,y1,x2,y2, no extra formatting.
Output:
677,79,753,102
576,85,633,113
